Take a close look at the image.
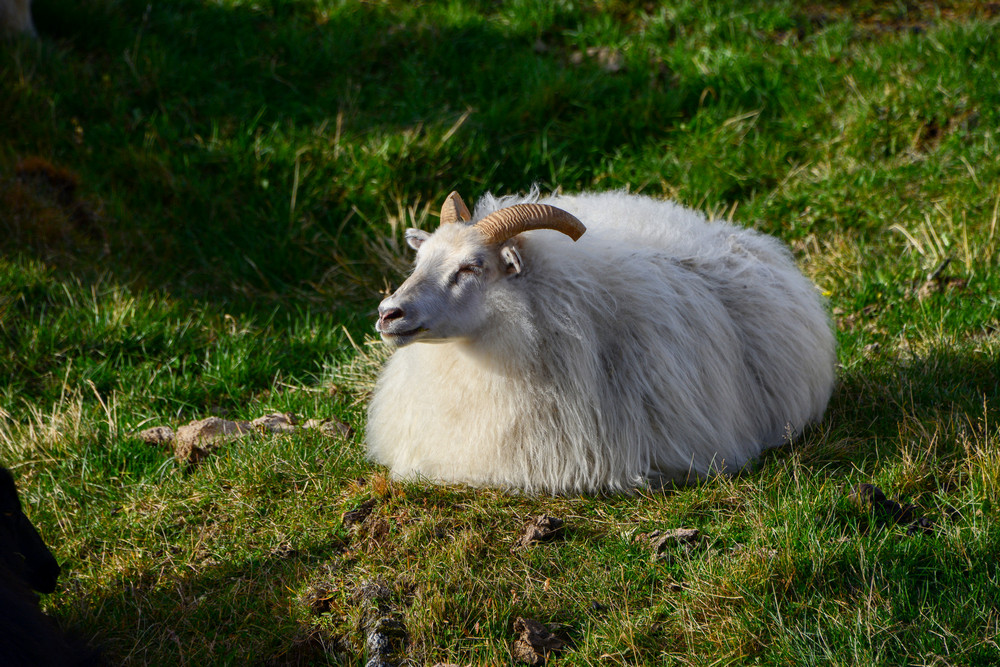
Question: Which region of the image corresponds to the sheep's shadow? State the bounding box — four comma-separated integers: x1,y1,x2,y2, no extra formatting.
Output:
758,341,1000,477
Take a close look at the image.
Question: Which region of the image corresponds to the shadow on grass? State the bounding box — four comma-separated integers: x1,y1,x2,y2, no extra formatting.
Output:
58,542,350,666
6,0,851,305
759,341,1000,484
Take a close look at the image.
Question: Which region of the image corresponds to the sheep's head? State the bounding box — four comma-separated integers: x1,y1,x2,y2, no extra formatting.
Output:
376,192,586,347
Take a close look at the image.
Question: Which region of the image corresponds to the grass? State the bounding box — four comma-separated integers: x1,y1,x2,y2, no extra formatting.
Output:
2,0,999,664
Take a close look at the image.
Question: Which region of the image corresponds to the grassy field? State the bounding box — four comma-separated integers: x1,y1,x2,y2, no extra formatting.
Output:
2,0,999,664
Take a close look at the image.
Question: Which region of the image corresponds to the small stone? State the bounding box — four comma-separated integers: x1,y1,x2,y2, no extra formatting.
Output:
647,528,700,561
569,46,625,73
511,617,566,665
304,418,354,439
513,515,564,550
365,608,409,667
251,412,298,433
173,417,252,465
137,425,175,446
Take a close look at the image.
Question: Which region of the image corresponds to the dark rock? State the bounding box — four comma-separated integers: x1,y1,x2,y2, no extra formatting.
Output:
513,515,564,551
849,483,935,536
637,527,701,562
304,418,354,439
136,426,175,446
173,417,252,465
252,413,298,433
365,617,407,654
511,617,566,665
354,580,407,667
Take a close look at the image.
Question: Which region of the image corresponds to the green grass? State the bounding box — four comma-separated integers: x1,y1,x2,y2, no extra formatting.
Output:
2,0,999,664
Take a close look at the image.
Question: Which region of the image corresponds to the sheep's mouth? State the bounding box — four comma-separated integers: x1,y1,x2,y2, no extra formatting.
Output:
380,326,427,346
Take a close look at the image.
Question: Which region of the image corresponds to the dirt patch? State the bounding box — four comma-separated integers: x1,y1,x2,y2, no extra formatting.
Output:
511,617,567,665
173,417,252,466
0,157,106,262
137,426,175,446
636,527,703,563
252,412,298,433
914,257,968,301
512,515,565,551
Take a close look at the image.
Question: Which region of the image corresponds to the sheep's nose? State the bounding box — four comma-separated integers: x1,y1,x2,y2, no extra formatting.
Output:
377,305,404,330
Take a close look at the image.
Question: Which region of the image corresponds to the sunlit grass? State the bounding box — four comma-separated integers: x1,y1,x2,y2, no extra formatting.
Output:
1,0,998,664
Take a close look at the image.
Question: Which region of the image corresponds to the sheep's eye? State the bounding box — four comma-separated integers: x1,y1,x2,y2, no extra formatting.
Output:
453,262,482,283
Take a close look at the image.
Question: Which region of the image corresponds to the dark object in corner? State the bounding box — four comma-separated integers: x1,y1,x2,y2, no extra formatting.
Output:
1,466,61,593
0,466,102,666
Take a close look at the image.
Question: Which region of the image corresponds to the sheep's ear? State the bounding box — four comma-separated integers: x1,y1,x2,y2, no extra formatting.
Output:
500,243,523,276
405,229,430,250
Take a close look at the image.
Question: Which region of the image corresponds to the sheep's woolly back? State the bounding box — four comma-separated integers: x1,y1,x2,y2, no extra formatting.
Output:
367,190,836,493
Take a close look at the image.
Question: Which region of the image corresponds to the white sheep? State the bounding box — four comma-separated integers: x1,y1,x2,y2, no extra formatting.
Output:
366,189,836,494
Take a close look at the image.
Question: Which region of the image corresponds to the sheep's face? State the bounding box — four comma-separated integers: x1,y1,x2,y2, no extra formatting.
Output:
376,192,584,347
376,223,519,347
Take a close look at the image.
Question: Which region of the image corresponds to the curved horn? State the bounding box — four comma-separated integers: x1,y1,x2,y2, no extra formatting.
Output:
474,204,586,244
439,191,472,224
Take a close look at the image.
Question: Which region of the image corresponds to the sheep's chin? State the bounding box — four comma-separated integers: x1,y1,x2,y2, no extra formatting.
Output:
380,327,429,347
382,329,462,347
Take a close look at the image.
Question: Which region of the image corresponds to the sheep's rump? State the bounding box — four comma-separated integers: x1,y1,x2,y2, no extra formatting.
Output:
367,191,836,493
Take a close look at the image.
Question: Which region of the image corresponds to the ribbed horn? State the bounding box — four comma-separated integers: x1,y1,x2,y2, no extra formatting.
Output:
439,191,472,224
474,204,586,244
